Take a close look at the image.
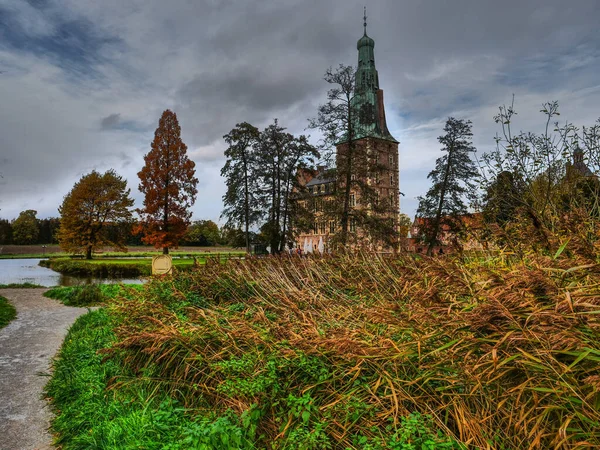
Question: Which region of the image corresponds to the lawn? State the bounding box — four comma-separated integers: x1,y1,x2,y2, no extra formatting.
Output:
0,245,244,259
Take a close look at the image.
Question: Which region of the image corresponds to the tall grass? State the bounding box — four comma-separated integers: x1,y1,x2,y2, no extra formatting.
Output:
99,253,600,448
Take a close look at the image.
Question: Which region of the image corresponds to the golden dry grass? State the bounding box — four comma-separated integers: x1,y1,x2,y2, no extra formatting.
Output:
104,252,600,449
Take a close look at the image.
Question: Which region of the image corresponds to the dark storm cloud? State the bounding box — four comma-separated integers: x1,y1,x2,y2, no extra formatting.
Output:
100,113,121,129
0,2,123,84
0,0,599,222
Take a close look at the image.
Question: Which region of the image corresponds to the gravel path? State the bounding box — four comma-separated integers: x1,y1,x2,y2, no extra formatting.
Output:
0,289,89,450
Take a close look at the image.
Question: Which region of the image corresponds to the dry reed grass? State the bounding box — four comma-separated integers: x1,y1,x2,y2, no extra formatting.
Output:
105,252,600,449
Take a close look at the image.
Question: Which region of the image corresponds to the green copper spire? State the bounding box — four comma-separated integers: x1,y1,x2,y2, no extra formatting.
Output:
350,8,397,143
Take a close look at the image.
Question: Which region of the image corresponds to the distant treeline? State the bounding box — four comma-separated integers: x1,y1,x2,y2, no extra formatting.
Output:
0,215,246,248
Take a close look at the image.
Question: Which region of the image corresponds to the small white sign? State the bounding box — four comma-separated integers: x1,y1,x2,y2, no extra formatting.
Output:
152,255,173,275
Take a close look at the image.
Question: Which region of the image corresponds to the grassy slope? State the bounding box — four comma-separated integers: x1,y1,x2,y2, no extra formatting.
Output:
48,254,600,448
0,295,16,328
44,284,143,306
46,309,234,449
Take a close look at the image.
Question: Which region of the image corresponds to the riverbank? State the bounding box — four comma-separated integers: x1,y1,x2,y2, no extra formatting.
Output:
39,253,242,278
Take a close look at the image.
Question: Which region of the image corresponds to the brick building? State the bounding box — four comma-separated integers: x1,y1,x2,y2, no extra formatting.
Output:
293,14,400,252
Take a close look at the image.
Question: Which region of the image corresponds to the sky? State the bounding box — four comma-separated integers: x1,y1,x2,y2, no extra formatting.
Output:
1,0,600,223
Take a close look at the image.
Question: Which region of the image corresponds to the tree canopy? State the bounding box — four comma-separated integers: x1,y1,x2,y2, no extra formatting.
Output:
12,210,39,245
221,122,261,252
137,109,198,254
221,119,318,254
58,170,133,259
417,117,478,255
480,100,600,257
184,220,221,246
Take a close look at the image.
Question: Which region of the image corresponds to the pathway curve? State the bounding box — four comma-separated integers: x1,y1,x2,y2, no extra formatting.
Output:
0,289,89,450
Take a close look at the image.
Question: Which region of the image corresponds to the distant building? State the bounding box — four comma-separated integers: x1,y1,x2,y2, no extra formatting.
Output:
566,147,595,178
293,13,400,252
406,214,490,254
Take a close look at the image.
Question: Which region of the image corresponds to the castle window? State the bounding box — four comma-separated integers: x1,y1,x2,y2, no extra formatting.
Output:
314,222,318,234
329,221,335,233
349,218,357,233
320,222,326,234
350,193,356,207
320,184,325,193
390,173,395,186
389,154,393,166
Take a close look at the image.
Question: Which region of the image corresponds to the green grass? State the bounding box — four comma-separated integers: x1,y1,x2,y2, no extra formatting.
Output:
0,282,44,288
45,309,260,449
39,256,237,278
44,284,143,306
39,259,152,277
0,248,245,260
0,295,17,328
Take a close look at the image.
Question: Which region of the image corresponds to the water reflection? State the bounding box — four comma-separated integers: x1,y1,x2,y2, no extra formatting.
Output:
0,259,143,287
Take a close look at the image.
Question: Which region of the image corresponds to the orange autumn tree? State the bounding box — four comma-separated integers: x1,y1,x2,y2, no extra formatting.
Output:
137,109,198,254
58,170,134,259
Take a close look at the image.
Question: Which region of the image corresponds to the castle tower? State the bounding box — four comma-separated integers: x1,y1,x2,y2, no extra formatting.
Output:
351,8,398,143
293,10,400,252
335,8,400,248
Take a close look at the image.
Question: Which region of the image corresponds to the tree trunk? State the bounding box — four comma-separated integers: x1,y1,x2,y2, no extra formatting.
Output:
280,177,291,252
163,246,169,255
340,141,354,247
85,245,92,260
243,155,251,254
274,138,282,254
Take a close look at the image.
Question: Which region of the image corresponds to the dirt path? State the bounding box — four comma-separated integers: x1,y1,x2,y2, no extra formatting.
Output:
0,289,89,450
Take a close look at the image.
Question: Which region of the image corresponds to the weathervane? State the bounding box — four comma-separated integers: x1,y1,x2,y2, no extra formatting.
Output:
363,6,367,35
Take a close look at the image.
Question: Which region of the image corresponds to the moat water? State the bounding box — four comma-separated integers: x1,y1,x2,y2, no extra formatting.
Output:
0,259,142,287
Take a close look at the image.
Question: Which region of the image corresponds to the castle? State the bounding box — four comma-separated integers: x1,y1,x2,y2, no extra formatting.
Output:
293,12,400,252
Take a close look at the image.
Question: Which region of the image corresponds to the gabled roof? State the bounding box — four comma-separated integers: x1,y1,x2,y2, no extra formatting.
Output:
305,173,334,187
